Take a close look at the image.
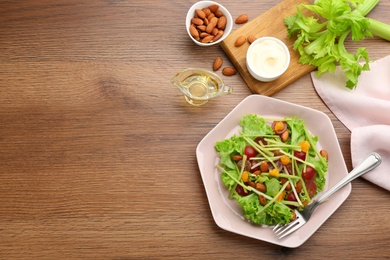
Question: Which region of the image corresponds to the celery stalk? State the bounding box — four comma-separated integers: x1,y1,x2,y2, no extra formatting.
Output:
356,0,390,41
355,0,380,16
367,18,390,41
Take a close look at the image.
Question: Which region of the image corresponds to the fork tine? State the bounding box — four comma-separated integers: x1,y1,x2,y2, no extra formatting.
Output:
273,217,299,235
273,209,303,238
272,224,281,232
276,220,304,239
272,223,287,233
277,221,304,239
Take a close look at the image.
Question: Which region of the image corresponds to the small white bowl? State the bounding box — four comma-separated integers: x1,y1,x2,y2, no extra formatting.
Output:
246,37,290,82
186,1,233,46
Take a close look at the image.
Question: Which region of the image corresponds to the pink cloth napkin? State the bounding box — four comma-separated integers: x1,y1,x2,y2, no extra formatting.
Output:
311,55,390,191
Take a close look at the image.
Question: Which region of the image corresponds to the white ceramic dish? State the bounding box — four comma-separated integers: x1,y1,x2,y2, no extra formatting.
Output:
196,95,350,248
186,1,233,46
246,37,290,82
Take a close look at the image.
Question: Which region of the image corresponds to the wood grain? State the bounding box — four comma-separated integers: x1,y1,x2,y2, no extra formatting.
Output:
0,0,390,259
221,0,314,95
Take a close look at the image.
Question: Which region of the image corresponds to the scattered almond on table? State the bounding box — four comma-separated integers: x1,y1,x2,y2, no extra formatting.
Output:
192,12,249,76
212,57,237,77
213,57,223,71
235,14,249,24
222,67,237,76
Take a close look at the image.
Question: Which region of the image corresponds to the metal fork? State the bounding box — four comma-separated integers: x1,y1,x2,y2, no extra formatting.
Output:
274,152,382,239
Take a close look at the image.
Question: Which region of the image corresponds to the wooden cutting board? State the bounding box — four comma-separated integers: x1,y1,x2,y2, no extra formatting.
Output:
220,0,315,96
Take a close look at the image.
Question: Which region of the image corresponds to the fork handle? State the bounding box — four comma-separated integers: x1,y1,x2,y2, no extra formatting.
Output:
316,152,382,205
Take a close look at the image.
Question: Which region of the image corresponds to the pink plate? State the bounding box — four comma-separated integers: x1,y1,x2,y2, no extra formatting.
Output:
196,95,350,248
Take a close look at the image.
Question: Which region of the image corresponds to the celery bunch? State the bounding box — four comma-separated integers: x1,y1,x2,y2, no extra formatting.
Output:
285,0,390,89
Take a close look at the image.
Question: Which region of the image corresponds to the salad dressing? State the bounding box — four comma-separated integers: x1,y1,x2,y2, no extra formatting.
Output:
249,39,288,77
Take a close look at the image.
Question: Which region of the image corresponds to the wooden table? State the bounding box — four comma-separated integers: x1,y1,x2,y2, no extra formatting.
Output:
1,0,389,259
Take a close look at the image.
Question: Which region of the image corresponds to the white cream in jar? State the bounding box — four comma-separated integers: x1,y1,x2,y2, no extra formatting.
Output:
246,37,290,82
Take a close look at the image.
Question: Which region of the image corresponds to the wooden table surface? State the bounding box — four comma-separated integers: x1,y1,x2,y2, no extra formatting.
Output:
1,0,389,259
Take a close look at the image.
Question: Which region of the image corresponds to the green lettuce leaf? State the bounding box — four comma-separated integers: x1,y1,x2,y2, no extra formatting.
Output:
265,178,281,197
235,193,293,225
239,114,273,136
215,135,246,170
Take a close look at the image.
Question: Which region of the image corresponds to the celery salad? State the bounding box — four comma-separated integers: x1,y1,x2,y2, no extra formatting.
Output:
215,114,328,226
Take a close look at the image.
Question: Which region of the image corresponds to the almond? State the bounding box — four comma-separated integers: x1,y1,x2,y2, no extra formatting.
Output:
206,16,218,33
217,16,227,29
320,149,328,161
235,14,249,24
247,34,257,44
213,57,223,71
195,9,206,19
203,17,209,26
214,10,223,18
235,35,246,47
189,25,199,39
197,25,206,31
212,30,224,42
222,67,237,76
207,12,215,20
191,17,204,26
199,32,210,38
202,8,211,16
259,195,267,206
208,4,219,13
201,35,214,43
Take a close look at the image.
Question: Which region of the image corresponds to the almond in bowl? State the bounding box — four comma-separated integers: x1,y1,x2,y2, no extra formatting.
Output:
186,1,233,46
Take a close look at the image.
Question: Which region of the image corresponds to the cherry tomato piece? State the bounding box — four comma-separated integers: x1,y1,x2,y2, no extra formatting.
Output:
244,145,257,159
286,192,297,202
294,151,306,163
286,192,297,209
235,185,250,196
302,165,317,180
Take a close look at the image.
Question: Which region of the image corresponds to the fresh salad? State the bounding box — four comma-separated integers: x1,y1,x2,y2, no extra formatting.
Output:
215,114,328,226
